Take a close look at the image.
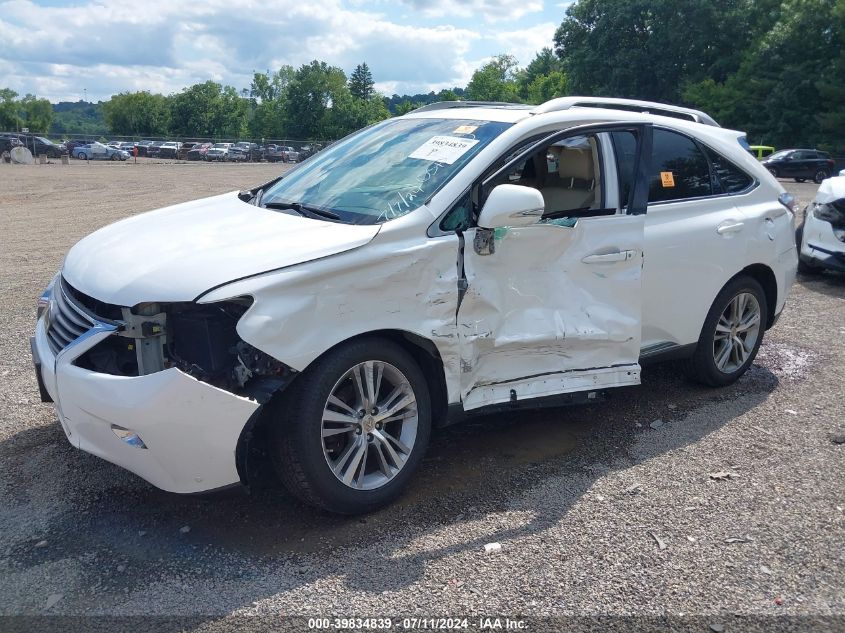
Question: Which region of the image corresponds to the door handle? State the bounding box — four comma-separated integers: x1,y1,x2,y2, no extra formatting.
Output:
716,221,744,235
582,250,636,264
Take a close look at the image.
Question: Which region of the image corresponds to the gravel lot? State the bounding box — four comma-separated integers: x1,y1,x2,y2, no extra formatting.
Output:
0,163,843,628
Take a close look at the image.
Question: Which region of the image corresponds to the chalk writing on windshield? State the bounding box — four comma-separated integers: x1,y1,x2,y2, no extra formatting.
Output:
379,161,446,222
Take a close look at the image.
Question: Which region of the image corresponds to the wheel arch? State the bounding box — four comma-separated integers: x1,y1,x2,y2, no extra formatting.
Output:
737,263,777,329
234,328,449,487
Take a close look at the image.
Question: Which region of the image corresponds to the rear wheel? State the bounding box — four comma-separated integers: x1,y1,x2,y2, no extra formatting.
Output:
795,178,806,183
76,151,86,160
688,276,767,387
814,168,829,184
269,337,431,514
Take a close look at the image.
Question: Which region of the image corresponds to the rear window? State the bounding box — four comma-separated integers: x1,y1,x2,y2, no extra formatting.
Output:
704,147,754,194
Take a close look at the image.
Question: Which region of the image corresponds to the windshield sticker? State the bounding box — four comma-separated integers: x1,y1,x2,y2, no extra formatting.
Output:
409,136,479,165
453,125,478,135
660,171,675,187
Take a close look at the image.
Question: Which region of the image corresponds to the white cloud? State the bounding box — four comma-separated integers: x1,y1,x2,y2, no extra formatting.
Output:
399,0,543,22
0,0,558,101
490,21,558,67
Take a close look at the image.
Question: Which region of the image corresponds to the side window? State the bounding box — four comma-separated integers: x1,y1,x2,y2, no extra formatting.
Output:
485,134,604,218
704,147,754,194
648,129,712,202
439,190,473,232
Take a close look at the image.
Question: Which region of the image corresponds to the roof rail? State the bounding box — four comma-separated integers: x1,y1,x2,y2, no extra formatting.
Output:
531,97,720,127
411,101,532,113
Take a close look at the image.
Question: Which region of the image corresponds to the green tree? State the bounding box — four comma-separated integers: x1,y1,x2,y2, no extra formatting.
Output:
170,81,247,138
466,54,521,102
323,91,390,138
683,0,844,150
349,62,375,100
395,100,422,115
247,66,295,139
0,88,21,130
554,0,753,103
517,48,567,102
284,61,348,138
19,94,53,132
437,89,461,102
102,91,170,135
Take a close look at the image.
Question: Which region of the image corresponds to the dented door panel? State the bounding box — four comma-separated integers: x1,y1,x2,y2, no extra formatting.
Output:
458,214,644,410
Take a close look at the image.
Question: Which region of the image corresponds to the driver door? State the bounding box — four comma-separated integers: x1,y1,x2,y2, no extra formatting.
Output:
456,123,652,411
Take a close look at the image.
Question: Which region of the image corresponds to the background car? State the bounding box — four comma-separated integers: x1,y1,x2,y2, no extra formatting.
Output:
64,138,97,154
185,142,212,160
796,176,845,274
748,145,775,160
264,144,299,162
227,142,262,162
157,141,183,158
135,140,155,156
205,142,232,161
145,141,167,158
0,133,23,154
74,142,129,161
762,148,835,183
13,135,64,158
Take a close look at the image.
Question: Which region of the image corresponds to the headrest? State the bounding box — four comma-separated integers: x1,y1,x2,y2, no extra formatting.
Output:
555,146,594,181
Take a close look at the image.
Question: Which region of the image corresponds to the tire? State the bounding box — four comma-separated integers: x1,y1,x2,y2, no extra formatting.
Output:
76,152,86,160
688,275,768,387
269,337,431,514
767,167,778,178
813,168,829,184
110,153,120,161
795,178,806,183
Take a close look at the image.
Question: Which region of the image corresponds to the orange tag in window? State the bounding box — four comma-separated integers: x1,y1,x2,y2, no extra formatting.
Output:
660,171,675,187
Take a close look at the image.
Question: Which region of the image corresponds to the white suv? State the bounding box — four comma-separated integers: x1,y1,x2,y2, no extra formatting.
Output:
32,97,798,513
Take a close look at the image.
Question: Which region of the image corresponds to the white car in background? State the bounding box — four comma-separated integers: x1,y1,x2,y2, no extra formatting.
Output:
205,142,232,161
796,176,845,274
32,97,797,514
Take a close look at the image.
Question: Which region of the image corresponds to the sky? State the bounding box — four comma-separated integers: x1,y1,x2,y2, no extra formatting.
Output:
0,0,575,103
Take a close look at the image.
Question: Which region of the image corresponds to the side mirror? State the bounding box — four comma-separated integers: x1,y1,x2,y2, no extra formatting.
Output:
478,184,545,229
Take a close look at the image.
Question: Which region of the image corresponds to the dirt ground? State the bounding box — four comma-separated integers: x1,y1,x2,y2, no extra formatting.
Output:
0,162,843,629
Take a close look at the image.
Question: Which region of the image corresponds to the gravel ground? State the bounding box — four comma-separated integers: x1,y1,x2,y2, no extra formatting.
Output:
0,164,843,629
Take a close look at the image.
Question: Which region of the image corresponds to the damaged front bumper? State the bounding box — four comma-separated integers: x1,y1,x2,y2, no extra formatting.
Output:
32,311,260,494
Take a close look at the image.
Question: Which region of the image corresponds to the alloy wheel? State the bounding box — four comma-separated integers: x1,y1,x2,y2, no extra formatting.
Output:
321,360,418,490
712,292,762,373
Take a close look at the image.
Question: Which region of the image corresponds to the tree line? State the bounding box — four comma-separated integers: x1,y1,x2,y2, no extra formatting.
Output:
2,0,841,151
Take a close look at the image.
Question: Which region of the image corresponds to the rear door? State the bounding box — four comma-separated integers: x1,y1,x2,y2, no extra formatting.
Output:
457,123,652,411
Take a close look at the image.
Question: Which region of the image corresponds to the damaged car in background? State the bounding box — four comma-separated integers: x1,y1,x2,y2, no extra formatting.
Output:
796,175,845,274
32,97,797,514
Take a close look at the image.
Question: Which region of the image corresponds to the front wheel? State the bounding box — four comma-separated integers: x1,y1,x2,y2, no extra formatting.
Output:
688,276,768,387
111,153,120,161
767,167,779,178
270,337,431,514
814,168,829,184
795,178,806,183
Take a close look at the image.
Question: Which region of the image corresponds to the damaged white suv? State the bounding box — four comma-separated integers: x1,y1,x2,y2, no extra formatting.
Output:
32,97,797,513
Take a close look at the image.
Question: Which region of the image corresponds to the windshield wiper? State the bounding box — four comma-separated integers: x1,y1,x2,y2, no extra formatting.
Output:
262,200,341,221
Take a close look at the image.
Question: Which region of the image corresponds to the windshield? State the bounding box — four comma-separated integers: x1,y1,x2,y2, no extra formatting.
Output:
261,117,512,224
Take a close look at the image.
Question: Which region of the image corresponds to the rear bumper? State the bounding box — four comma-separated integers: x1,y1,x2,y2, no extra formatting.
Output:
32,315,259,493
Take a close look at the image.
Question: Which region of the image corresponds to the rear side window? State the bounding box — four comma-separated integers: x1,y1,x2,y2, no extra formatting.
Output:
648,129,712,202
704,147,754,194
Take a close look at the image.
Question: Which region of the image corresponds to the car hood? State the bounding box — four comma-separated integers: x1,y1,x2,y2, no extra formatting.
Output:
62,191,381,306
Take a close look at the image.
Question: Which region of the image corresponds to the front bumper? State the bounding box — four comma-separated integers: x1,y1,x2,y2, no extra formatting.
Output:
32,314,259,493
800,213,845,272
